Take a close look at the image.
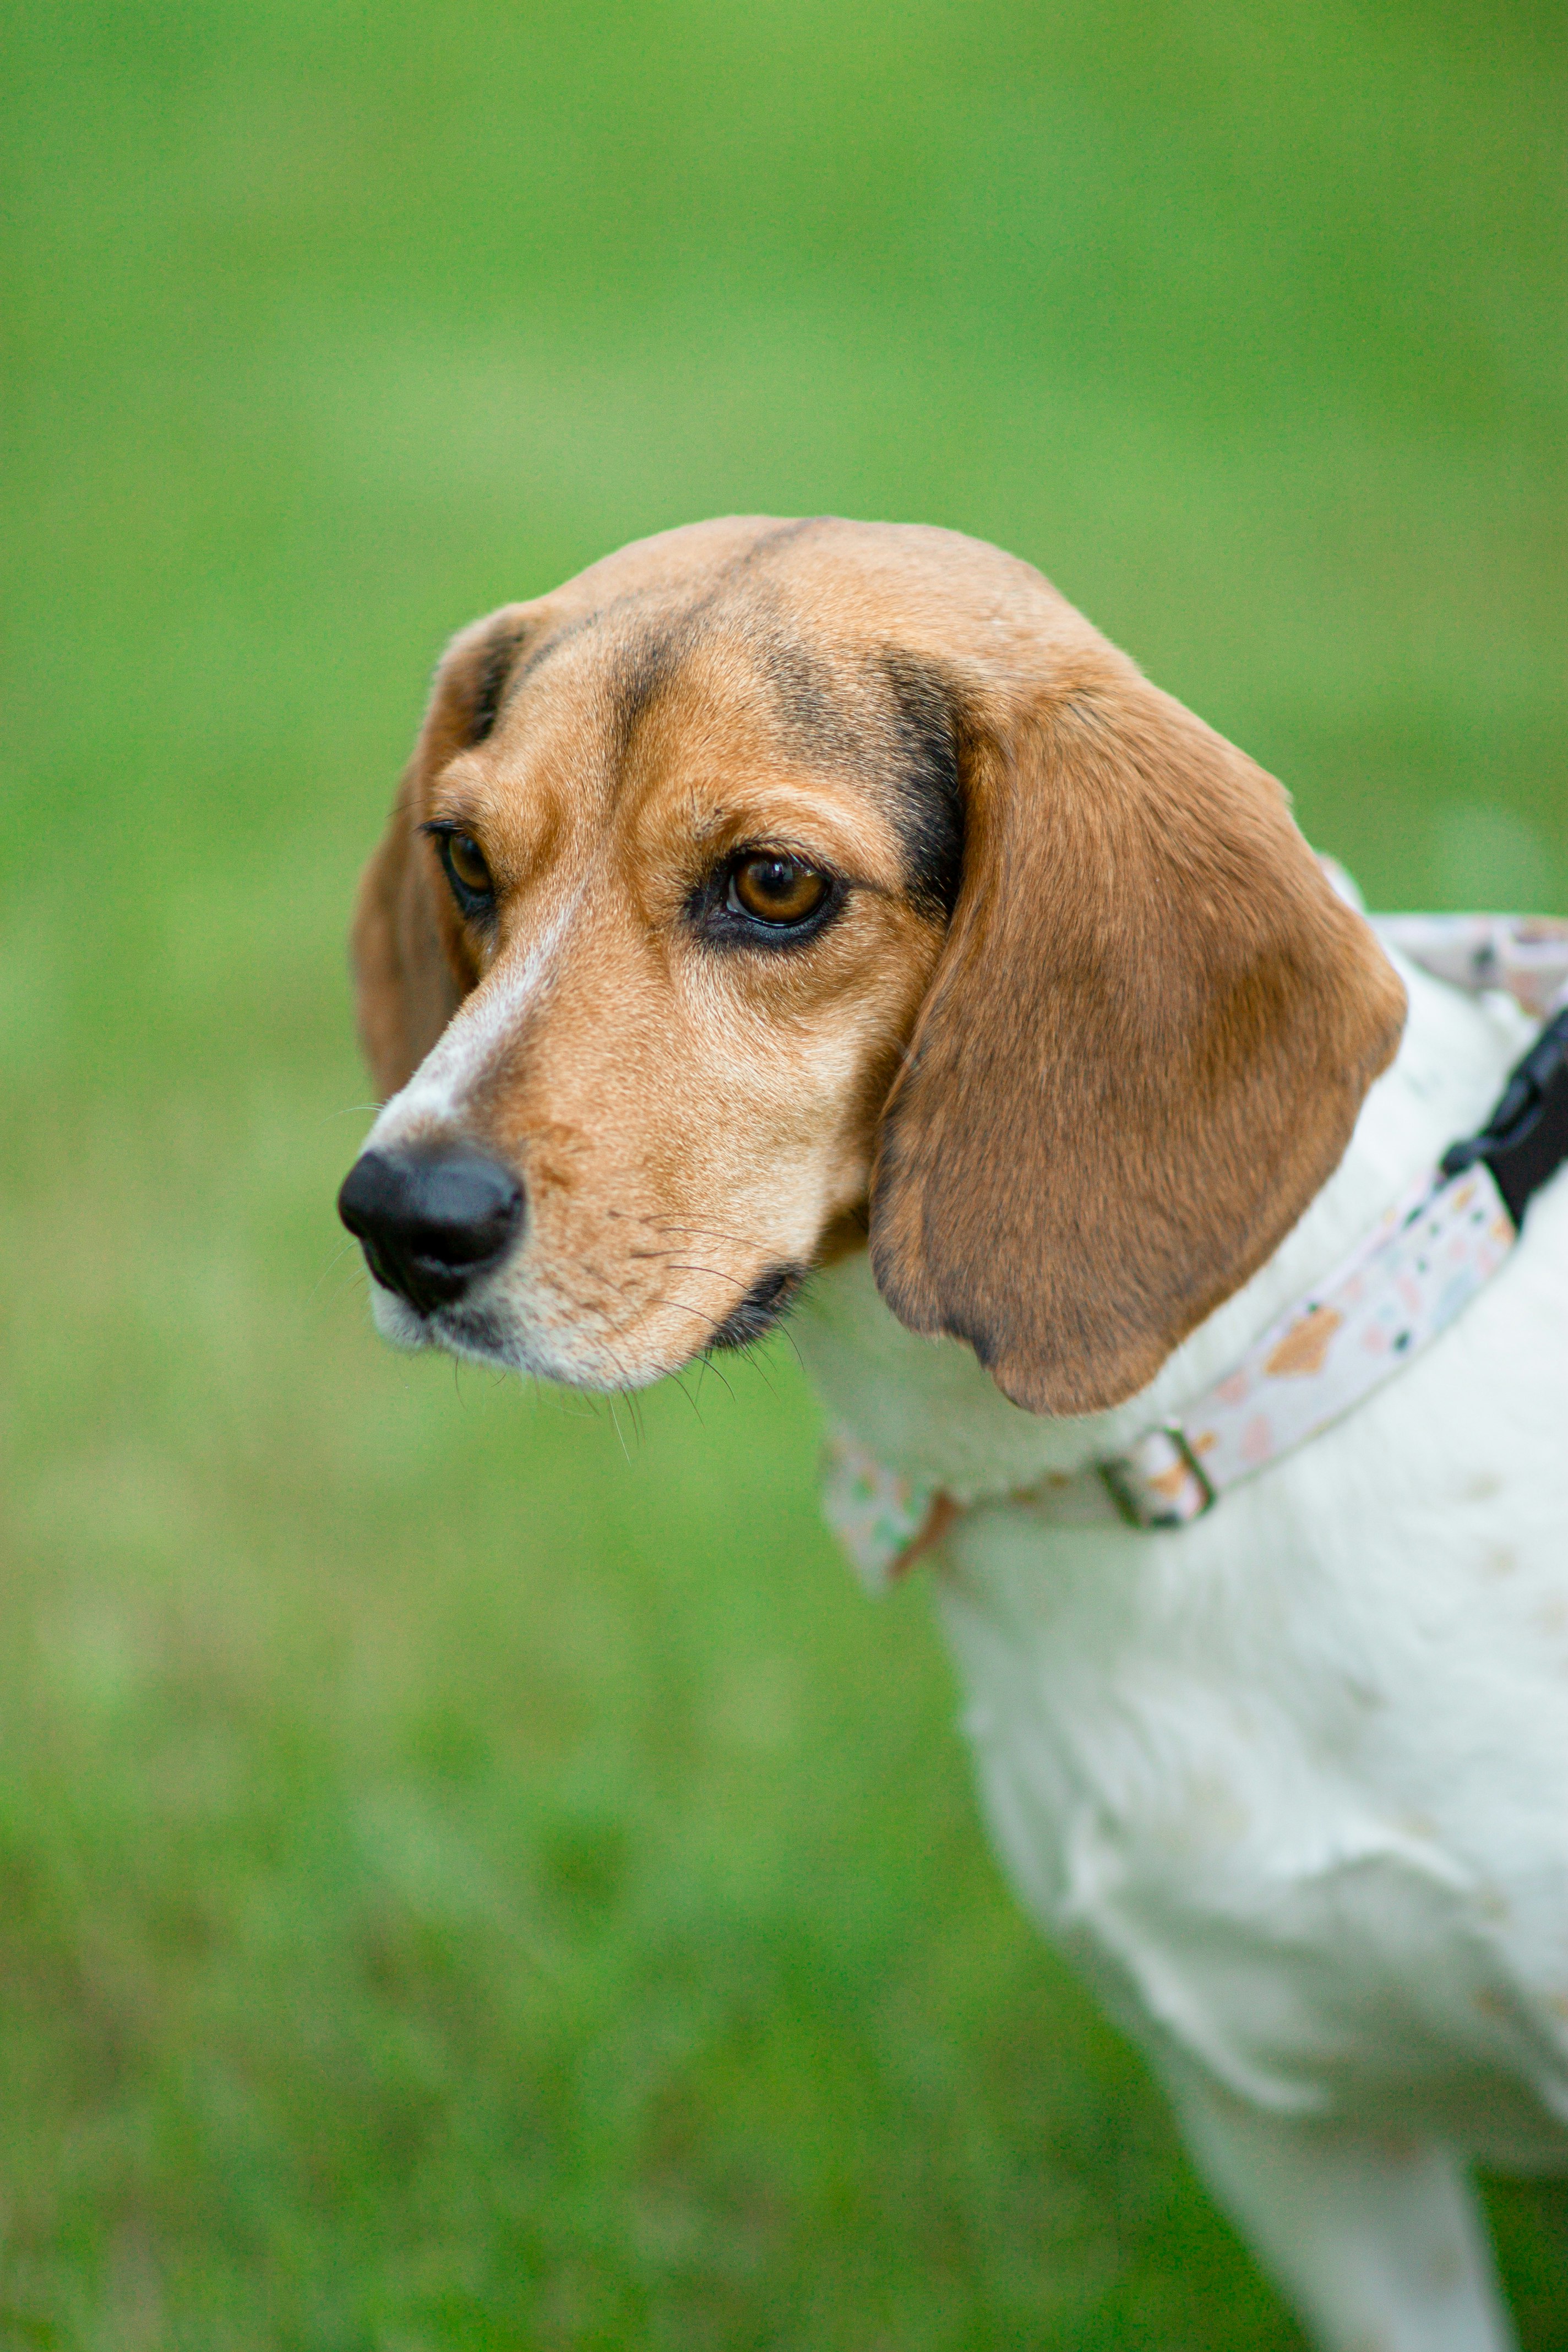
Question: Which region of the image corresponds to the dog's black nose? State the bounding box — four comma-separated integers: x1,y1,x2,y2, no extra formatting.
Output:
337,1147,524,1313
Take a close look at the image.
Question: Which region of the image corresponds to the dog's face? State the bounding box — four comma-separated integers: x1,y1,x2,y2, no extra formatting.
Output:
341,518,1406,1415
346,548,959,1387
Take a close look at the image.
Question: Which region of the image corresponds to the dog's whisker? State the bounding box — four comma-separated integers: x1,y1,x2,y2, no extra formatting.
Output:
644,1221,767,1253
665,1262,746,1289
308,1233,364,1302
667,1365,705,1424
695,1351,736,1404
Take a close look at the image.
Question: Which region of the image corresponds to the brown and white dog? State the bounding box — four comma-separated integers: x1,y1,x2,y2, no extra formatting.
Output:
340,520,1568,2351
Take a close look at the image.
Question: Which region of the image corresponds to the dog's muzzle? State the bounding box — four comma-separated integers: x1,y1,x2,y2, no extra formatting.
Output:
337,1146,524,1315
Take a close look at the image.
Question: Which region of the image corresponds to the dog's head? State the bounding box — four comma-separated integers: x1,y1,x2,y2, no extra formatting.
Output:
339,517,1404,1415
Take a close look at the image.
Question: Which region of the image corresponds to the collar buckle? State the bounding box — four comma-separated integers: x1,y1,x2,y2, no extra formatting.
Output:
1441,1006,1568,1231
1101,1426,1216,1529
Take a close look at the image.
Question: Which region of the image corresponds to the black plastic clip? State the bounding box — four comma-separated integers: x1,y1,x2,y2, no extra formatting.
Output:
1440,1005,1568,1231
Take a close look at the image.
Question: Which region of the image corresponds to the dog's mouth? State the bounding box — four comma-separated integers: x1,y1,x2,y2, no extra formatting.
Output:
431,1300,511,1355
367,1254,810,1385
706,1261,809,1352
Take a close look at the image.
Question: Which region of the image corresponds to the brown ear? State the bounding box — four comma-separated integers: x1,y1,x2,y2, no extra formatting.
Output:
868,650,1407,1416
348,606,534,1098
349,761,462,1098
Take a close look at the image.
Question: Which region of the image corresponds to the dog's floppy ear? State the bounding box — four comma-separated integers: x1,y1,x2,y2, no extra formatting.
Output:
868,647,1407,1417
349,606,533,1099
348,760,461,1099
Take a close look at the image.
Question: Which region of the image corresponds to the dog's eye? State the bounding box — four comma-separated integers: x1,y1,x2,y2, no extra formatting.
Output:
446,833,491,894
429,827,495,913
727,855,829,928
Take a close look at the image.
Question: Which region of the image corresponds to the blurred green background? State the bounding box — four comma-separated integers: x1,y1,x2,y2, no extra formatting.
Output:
3,0,1565,2343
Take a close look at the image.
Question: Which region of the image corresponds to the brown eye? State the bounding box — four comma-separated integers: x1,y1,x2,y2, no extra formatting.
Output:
431,827,496,911
728,854,829,927
447,837,491,889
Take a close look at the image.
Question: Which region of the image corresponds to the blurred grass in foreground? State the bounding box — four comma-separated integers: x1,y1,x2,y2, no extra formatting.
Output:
2,0,1565,2342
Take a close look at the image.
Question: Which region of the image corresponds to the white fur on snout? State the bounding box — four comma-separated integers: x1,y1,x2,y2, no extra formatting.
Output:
367,1281,430,1351
368,888,584,1148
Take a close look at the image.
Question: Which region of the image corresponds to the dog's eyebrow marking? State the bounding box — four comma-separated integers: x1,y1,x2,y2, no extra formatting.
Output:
879,651,965,923
614,623,690,753
759,631,866,769
507,606,612,697
468,622,530,744
507,598,700,753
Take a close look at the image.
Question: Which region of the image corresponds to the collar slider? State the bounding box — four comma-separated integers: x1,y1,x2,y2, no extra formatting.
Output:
1102,1426,1216,1529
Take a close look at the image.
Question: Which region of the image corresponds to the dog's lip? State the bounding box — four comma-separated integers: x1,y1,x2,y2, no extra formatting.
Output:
707,1260,808,1351
377,1256,812,1384
440,1304,504,1343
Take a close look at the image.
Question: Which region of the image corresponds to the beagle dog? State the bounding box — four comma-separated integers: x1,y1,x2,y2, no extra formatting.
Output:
339,519,1568,2352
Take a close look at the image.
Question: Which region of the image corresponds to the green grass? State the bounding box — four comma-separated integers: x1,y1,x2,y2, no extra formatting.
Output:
2,0,1565,2341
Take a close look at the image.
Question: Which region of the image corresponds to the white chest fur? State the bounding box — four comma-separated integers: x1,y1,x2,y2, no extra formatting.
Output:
794,957,1568,2171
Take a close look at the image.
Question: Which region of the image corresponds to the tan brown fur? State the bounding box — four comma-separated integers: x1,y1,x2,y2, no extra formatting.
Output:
350,518,1406,1411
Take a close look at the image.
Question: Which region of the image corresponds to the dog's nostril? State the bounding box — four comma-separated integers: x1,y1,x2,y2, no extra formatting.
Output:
337,1146,524,1310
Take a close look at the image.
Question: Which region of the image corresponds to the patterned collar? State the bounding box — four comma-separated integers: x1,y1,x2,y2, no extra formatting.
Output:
823,911,1568,1585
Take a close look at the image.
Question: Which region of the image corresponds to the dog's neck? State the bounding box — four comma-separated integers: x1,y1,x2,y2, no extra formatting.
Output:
793,954,1538,1505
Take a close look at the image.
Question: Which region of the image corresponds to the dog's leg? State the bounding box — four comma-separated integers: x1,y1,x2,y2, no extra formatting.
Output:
1163,2068,1515,2352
